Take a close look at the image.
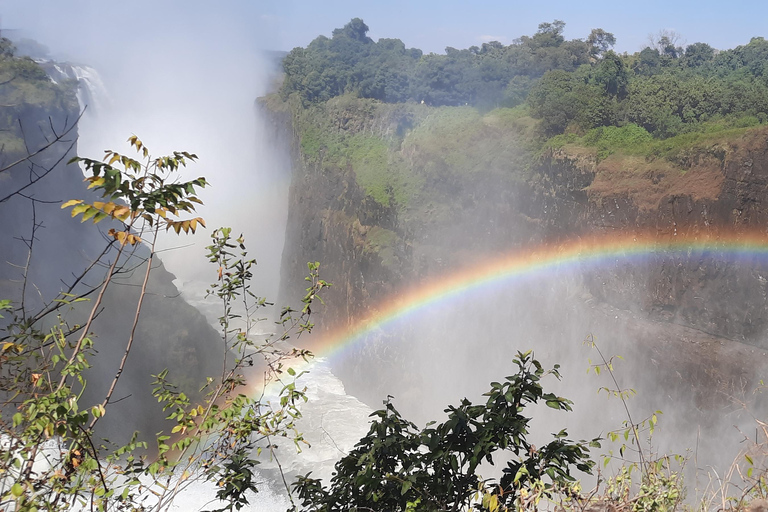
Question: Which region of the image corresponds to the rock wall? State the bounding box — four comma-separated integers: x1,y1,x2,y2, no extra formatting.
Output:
274,99,768,346
530,132,768,342
0,59,222,444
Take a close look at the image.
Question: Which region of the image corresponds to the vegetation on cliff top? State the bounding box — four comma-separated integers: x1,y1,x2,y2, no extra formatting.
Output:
281,18,768,141
272,19,768,214
0,39,78,158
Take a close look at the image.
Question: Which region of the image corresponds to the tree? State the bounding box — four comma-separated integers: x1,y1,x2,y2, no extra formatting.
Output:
0,135,329,511
648,29,684,60
633,47,662,76
332,18,372,43
531,20,566,49
587,28,617,58
291,351,598,512
594,50,629,97
527,69,598,135
683,42,715,68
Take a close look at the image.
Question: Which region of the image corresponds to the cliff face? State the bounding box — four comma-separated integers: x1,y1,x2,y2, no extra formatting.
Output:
0,53,221,443
531,130,768,341
274,97,768,346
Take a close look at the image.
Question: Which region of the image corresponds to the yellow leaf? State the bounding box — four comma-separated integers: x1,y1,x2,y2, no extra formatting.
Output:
113,205,131,222
86,176,105,189
93,201,105,210
189,218,197,232
102,202,116,215
2,341,16,351
70,204,89,217
197,217,206,228
108,153,120,165
156,208,167,219
61,199,83,209
81,207,98,222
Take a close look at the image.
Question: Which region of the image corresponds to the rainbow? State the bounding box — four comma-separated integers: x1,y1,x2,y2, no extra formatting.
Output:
311,230,768,358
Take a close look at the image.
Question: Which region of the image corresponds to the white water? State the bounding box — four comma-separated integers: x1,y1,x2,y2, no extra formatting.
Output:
58,60,374,510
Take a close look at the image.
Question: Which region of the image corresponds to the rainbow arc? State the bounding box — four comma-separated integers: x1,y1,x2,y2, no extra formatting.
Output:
311,230,768,358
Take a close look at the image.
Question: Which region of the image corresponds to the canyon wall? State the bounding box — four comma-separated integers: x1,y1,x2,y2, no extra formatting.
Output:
272,97,768,346
0,54,222,442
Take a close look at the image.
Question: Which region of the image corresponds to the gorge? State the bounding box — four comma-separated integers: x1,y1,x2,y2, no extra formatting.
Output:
3,6,768,510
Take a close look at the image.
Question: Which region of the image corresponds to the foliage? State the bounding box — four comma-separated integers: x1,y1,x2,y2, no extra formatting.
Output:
280,19,601,108
280,20,768,145
63,135,208,245
291,351,599,512
0,137,327,511
579,336,687,512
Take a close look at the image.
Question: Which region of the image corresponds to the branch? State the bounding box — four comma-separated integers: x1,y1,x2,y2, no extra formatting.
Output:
55,238,129,393
0,138,77,203
0,110,83,175
89,224,159,430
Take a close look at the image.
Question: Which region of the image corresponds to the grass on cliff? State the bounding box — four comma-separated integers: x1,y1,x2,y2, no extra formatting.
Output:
286,94,431,207
283,93,538,211
545,115,767,163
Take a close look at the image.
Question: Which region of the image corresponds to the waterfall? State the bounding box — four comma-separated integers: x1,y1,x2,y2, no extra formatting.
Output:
37,58,374,509
39,61,111,116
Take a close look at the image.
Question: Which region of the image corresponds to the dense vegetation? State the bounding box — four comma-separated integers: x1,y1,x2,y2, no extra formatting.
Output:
281,18,768,142
281,18,605,108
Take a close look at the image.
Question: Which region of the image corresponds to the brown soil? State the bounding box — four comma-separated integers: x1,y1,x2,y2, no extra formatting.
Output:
589,155,725,211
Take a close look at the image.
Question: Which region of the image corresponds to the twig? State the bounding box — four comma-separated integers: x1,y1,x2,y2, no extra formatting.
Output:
89,224,159,430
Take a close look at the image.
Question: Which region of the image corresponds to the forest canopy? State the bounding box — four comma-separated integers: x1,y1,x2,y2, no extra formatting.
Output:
280,18,768,139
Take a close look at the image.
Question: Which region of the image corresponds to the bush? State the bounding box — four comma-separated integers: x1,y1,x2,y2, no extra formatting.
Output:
291,351,598,512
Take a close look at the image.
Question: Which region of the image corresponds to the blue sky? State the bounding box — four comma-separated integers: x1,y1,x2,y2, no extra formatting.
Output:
0,0,765,60
268,0,762,54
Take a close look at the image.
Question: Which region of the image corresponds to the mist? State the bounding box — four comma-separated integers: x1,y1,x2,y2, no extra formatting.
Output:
1,0,291,308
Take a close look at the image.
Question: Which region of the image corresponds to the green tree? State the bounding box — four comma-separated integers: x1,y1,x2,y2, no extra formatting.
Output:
587,28,617,58
683,42,715,68
528,69,598,134
292,351,598,512
593,50,629,97
530,20,566,49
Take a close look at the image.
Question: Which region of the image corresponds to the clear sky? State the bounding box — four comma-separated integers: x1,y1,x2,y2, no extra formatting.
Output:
0,0,766,60
266,0,766,54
